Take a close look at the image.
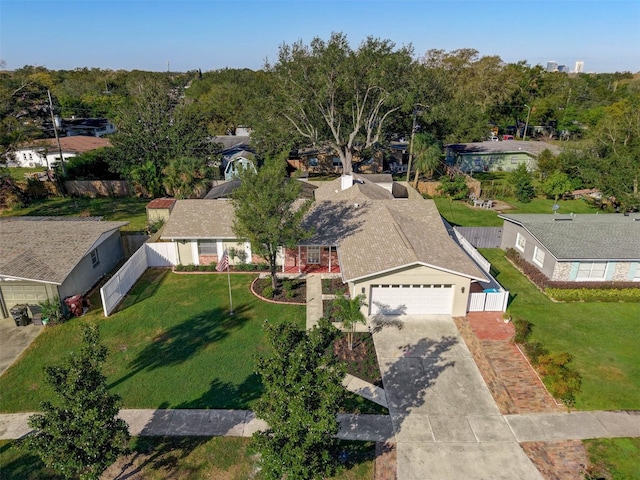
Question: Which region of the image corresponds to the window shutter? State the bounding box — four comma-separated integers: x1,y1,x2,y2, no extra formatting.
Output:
569,262,579,280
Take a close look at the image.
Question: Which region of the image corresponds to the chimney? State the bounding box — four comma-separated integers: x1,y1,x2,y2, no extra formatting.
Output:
341,174,353,191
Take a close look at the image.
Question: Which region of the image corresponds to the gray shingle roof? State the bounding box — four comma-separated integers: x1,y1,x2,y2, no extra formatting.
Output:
161,200,236,240
0,217,127,284
446,140,561,156
303,198,488,282
499,213,640,260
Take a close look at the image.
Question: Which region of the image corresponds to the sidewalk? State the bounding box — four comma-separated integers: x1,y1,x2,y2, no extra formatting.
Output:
3,408,638,442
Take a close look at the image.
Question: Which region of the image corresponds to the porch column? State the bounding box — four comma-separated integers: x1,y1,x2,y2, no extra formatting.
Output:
298,246,301,274
328,246,332,273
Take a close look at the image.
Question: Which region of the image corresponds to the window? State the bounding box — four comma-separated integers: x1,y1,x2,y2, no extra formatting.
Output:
576,262,607,280
308,157,318,167
90,249,100,268
515,232,526,252
533,246,545,267
198,240,217,255
332,157,342,167
307,246,320,264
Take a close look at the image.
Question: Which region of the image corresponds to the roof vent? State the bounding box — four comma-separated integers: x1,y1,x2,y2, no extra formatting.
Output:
354,203,360,208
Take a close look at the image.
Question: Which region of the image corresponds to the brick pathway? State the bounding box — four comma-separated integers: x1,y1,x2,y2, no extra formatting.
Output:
455,313,589,480
520,441,589,480
374,442,396,480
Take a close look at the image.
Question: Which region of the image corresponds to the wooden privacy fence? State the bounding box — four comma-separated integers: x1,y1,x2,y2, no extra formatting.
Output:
65,180,131,197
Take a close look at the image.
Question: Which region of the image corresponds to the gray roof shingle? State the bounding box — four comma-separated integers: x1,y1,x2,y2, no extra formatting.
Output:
0,217,127,283
161,200,236,240
499,213,640,260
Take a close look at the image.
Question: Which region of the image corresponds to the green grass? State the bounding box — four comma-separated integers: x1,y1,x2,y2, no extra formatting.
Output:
0,270,305,412
0,196,149,231
0,437,376,480
584,438,640,480
480,249,640,410
4,167,44,181
433,196,601,227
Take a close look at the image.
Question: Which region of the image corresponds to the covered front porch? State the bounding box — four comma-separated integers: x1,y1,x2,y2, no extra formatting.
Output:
283,245,340,274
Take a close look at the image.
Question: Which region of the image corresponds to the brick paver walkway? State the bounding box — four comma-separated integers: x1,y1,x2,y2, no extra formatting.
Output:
374,442,397,480
456,313,588,480
521,440,589,480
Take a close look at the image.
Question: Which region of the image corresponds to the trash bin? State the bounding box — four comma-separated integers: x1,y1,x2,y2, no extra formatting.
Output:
10,305,29,327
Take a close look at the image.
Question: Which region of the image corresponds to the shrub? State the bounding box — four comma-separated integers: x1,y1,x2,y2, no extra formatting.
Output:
513,317,532,344
184,264,196,272
523,341,548,365
537,352,582,407
39,296,65,325
546,287,640,303
285,289,295,300
282,280,293,292
262,285,274,299
174,264,186,272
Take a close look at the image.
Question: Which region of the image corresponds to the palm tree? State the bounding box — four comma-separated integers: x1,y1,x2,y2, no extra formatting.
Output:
412,133,442,187
331,294,367,350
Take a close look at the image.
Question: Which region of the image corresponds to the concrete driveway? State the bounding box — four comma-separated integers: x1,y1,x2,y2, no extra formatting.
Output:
0,317,43,376
372,315,544,480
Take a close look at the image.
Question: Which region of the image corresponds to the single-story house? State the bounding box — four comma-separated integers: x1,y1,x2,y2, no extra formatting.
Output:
159,174,489,317
7,136,112,169
446,141,560,173
0,217,128,319
160,199,256,266
61,117,116,137
499,213,640,282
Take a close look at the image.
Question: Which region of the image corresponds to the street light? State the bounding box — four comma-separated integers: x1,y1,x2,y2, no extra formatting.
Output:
406,104,429,183
523,104,531,141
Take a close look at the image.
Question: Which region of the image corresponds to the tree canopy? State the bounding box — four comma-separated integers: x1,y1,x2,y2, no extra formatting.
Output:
262,33,414,174
231,155,311,288
253,319,345,480
23,324,129,480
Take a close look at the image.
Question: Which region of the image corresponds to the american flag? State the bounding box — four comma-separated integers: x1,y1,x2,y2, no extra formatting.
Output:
216,250,229,272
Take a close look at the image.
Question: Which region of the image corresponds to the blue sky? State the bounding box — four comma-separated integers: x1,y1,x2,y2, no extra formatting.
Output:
1,0,639,73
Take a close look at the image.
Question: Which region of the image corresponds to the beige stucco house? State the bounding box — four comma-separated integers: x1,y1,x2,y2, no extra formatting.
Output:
158,175,489,318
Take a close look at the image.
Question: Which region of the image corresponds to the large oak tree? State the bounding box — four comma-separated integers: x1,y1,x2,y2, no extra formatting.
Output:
264,33,414,174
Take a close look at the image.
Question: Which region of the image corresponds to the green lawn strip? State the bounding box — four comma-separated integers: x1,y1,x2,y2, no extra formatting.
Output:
0,437,375,480
480,249,640,411
0,271,305,412
584,437,640,480
433,196,599,227
0,196,149,231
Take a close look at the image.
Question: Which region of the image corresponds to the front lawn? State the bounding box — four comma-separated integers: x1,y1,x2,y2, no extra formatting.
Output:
584,437,640,480
0,270,305,412
0,437,376,480
481,249,640,410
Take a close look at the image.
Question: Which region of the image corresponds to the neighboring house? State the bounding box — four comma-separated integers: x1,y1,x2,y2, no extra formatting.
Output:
61,118,116,137
160,200,255,266
210,134,257,181
7,137,112,168
446,141,560,173
160,174,489,317
0,217,128,319
499,213,640,282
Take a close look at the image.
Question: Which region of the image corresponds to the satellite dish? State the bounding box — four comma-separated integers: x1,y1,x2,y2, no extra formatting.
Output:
552,204,560,213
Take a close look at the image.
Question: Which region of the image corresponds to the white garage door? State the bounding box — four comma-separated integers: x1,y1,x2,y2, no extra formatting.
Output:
370,284,454,315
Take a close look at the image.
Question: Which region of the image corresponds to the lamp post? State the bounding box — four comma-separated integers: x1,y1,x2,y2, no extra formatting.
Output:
406,104,428,183
523,104,531,141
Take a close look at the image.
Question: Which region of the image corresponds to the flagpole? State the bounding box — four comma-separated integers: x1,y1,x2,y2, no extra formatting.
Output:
226,260,234,316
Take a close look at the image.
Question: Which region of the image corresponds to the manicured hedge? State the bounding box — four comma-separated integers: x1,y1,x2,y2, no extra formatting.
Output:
505,248,640,302
546,287,640,303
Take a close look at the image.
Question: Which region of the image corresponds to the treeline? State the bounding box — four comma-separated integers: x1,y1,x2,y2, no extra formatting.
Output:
1,36,638,206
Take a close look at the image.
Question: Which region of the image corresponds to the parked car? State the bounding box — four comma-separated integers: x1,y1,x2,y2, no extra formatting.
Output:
502,135,514,140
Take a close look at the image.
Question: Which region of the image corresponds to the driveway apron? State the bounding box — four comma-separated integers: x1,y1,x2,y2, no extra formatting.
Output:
372,315,543,480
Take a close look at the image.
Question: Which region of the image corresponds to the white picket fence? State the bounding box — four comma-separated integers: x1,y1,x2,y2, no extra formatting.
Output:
453,228,491,273
468,290,509,312
100,242,177,316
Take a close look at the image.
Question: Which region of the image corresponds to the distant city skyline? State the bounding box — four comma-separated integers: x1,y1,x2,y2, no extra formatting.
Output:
1,1,639,74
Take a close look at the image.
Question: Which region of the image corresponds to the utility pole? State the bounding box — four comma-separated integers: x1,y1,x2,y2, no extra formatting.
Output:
523,104,531,141
405,104,429,183
47,90,65,176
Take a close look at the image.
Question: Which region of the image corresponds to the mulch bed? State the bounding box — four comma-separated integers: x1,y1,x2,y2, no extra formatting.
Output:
322,277,348,295
333,333,382,387
252,276,306,303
